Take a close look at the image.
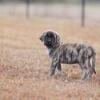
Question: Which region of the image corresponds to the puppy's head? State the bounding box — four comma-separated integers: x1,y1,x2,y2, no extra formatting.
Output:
40,31,60,49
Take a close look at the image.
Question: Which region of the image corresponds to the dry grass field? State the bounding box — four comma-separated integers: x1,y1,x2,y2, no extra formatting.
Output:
0,17,100,100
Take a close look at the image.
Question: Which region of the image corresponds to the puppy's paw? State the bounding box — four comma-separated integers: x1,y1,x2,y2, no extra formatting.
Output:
56,71,62,76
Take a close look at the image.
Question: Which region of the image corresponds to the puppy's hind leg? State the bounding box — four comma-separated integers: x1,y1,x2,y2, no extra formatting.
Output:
84,58,94,79
79,63,88,80
86,59,93,79
81,68,87,80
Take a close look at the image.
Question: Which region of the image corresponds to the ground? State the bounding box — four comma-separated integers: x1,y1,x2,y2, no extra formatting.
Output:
0,17,100,100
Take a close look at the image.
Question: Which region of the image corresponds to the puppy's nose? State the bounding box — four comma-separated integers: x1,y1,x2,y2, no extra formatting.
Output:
40,37,42,40
40,36,43,41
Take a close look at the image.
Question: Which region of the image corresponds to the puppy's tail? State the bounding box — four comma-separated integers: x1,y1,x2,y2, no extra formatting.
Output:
91,52,96,74
87,47,96,74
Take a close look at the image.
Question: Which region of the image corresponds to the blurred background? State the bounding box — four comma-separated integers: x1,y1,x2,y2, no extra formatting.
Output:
0,1,100,99
0,0,100,25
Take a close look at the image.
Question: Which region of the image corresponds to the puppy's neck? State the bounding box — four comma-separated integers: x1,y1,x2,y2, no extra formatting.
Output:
48,43,60,56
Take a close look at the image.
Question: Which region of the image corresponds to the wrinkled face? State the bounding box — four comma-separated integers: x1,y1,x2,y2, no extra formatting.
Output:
40,31,60,49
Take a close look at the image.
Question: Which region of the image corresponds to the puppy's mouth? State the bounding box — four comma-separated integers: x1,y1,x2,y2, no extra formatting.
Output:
44,42,52,48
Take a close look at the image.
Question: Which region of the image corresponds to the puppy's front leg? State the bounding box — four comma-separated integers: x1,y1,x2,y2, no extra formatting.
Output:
57,63,62,71
49,57,59,76
56,63,62,76
49,63,56,76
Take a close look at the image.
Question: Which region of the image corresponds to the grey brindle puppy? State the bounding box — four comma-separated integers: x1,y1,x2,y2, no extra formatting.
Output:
40,31,96,80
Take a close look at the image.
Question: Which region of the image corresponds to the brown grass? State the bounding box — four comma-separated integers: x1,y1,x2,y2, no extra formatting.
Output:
0,17,100,100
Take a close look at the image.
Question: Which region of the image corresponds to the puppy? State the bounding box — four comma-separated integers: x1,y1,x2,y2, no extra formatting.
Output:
40,31,96,80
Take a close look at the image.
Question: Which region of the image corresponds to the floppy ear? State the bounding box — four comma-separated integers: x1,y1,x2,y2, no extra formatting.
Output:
56,34,60,43
54,32,60,44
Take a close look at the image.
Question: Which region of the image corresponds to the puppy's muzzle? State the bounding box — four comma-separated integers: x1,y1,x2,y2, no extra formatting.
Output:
40,36,43,41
